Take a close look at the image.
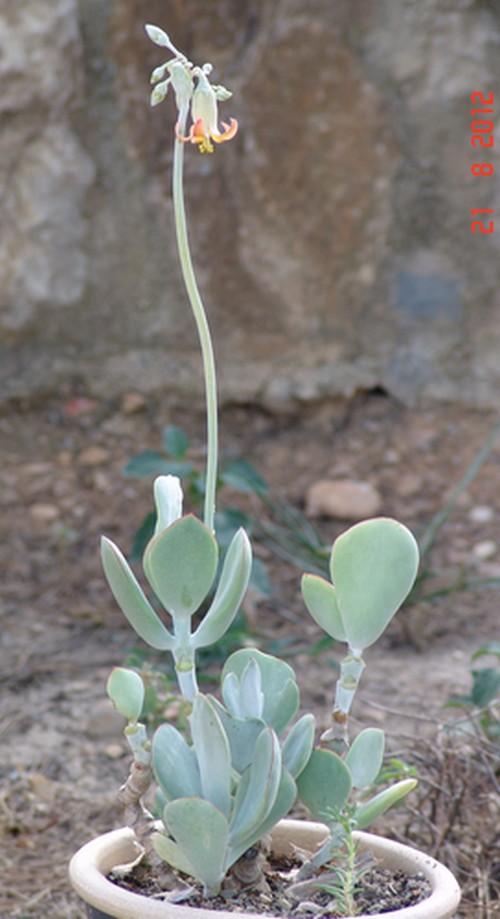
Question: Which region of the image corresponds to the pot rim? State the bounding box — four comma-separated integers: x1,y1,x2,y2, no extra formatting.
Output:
69,819,461,919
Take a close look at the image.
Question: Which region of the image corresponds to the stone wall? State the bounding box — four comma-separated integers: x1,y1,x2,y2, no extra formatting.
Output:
1,0,499,408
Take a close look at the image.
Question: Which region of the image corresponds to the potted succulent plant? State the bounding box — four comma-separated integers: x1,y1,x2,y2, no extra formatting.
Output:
69,24,461,919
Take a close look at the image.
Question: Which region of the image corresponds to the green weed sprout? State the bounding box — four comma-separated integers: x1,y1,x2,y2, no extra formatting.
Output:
102,25,419,899
310,806,368,918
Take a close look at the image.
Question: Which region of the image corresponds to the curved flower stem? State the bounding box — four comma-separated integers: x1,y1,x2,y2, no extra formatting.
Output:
172,105,218,533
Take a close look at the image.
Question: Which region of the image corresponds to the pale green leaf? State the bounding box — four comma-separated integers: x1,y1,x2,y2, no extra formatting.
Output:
163,798,229,894
296,749,352,822
153,831,195,876
222,649,299,734
106,668,144,722
354,778,417,829
281,714,315,778
301,574,346,642
239,658,264,719
100,536,175,650
227,767,296,866
221,671,243,718
331,518,419,651
345,728,384,789
192,528,252,649
208,697,265,774
152,724,201,801
229,728,281,848
143,514,218,619
191,695,231,817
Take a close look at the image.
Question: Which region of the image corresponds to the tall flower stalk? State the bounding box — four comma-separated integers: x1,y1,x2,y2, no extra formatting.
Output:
172,116,218,532
145,24,238,533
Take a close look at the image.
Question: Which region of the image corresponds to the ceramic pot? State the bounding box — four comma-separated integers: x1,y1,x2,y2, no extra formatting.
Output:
69,818,461,919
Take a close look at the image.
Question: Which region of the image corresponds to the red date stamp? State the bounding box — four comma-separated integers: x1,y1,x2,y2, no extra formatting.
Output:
470,91,494,234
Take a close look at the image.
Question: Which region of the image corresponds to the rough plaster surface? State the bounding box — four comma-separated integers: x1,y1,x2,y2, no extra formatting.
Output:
1,0,499,408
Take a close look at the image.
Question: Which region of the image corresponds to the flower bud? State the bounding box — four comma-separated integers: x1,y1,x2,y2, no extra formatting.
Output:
170,60,194,110
145,24,172,48
150,79,170,107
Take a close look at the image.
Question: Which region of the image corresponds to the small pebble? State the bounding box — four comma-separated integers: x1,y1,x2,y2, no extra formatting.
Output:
104,743,126,760
121,392,147,414
305,479,383,521
79,446,110,466
20,462,53,476
29,503,59,522
469,505,494,523
472,540,497,561
57,450,73,468
396,473,423,498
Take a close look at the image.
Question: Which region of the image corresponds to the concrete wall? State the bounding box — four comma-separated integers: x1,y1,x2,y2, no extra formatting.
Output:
1,0,499,409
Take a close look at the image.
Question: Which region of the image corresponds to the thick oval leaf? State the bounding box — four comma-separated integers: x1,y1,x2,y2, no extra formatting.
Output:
106,667,144,722
331,518,419,651
281,714,315,778
301,574,346,642
163,797,229,894
152,724,201,801
153,831,195,877
354,778,417,829
192,528,252,650
209,697,265,774
221,671,244,718
143,514,218,619
239,658,264,719
227,767,296,866
345,728,384,789
297,748,352,822
222,649,299,734
229,728,281,848
191,695,231,817
101,536,175,650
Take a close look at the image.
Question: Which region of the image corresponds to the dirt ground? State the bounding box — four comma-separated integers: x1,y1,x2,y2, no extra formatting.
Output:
1,389,499,918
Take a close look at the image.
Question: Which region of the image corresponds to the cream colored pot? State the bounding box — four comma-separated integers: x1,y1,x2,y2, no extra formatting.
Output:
69,819,461,919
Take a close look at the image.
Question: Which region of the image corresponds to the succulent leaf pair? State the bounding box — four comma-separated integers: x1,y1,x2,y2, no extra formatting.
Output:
101,475,253,699
301,517,419,653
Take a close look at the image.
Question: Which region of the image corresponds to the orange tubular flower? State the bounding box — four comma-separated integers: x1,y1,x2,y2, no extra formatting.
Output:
176,70,238,153
176,117,238,154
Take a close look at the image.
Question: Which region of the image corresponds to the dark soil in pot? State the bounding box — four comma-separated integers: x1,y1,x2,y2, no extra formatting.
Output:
108,853,432,917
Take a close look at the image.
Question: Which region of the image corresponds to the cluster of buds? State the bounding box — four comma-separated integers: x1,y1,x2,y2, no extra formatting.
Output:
146,24,238,153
